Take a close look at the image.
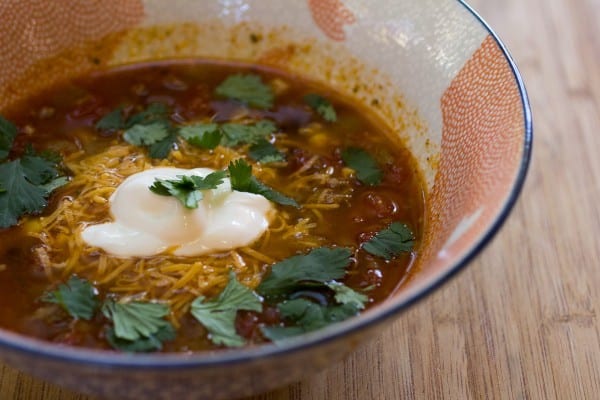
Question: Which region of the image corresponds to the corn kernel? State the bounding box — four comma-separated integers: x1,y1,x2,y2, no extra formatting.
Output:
171,150,184,161
309,133,329,148
342,167,355,178
22,219,42,233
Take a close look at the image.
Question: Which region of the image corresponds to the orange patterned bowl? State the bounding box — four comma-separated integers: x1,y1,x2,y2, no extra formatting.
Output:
0,1,531,399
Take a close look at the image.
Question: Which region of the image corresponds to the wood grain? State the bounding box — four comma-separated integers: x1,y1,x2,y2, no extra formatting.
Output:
1,0,599,398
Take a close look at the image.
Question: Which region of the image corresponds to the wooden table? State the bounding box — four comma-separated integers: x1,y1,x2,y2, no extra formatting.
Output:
2,0,599,398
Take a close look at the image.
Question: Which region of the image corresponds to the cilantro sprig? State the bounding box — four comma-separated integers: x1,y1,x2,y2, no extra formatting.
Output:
220,120,277,147
179,123,223,149
42,275,177,352
149,170,227,209
96,99,283,160
228,159,299,208
95,103,177,159
106,324,176,352
261,298,361,341
102,299,175,352
255,246,371,342
147,160,298,209
97,103,280,159
248,139,286,164
182,247,367,345
191,271,262,347
341,147,383,186
94,107,125,132
362,222,414,260
122,104,178,159
149,133,178,159
215,74,274,109
326,281,368,310
42,276,99,320
123,122,170,147
0,137,68,228
95,103,169,133
257,247,352,299
180,120,277,149
304,94,337,122
0,160,47,228
126,103,169,127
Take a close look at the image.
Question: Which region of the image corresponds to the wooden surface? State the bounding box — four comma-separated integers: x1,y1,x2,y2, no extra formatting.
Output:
2,0,599,398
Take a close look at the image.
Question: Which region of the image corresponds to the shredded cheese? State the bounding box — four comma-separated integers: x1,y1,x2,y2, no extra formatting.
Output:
29,137,353,320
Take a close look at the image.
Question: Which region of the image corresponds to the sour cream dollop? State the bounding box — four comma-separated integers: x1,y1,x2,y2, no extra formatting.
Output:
81,167,272,257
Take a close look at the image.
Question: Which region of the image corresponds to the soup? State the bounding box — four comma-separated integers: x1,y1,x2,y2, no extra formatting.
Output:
0,61,424,352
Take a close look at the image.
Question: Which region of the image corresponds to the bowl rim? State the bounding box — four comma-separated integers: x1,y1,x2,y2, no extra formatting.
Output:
0,0,532,370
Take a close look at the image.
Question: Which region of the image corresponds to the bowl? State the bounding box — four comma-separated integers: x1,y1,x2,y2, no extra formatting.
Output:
0,0,531,399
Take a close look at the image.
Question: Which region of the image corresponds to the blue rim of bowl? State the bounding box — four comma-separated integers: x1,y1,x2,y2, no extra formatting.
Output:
0,0,532,370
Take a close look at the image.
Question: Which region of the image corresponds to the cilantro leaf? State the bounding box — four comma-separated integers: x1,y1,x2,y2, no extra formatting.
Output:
0,143,66,228
179,123,222,149
148,133,177,159
123,122,170,146
257,247,352,299
248,139,285,163
95,103,174,159
215,74,274,109
326,281,368,310
362,222,414,260
95,107,124,131
151,176,203,209
0,115,18,161
192,170,228,190
102,300,173,344
106,324,175,352
227,158,253,187
341,147,383,186
261,298,360,341
42,276,99,320
221,120,276,147
0,161,49,228
228,159,298,207
179,120,276,149
20,153,59,185
279,298,360,328
125,103,169,128
191,271,262,347
304,94,337,122
149,170,227,209
35,149,62,165
22,147,64,186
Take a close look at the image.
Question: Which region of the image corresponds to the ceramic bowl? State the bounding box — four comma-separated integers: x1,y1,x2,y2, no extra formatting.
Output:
0,0,531,399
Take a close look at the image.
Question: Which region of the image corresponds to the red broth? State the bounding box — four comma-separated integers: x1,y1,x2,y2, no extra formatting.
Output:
0,61,424,352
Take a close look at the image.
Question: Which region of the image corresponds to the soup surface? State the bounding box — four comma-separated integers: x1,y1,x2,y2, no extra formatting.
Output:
0,61,424,352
